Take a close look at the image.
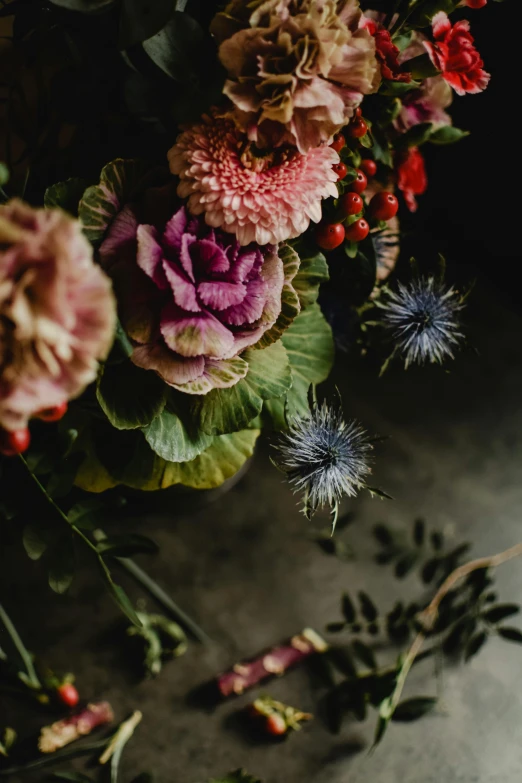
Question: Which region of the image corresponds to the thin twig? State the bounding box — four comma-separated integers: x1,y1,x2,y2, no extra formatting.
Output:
386,542,522,716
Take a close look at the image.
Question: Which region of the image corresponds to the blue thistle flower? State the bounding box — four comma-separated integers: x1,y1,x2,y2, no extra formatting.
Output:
380,277,464,368
274,401,373,528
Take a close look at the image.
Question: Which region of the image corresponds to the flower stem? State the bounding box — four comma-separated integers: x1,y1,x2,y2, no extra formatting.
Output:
0,602,41,690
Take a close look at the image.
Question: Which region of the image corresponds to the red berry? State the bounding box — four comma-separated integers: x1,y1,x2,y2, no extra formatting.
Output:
265,714,287,736
355,106,362,118
330,133,345,153
345,218,370,243
347,118,368,139
347,169,367,194
0,428,31,457
56,683,79,708
339,191,364,217
367,191,399,221
332,162,347,181
465,0,486,7
315,222,345,251
359,159,377,177
36,401,68,423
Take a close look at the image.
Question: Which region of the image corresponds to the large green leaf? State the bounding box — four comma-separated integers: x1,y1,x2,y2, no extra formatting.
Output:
75,426,259,492
97,360,167,430
292,246,329,309
255,244,300,349
191,341,291,435
79,159,148,242
281,304,334,418
141,11,205,82
143,408,212,462
44,178,90,216
119,0,174,50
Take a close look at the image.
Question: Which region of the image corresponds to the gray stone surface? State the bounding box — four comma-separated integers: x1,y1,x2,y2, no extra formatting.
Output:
2,283,522,782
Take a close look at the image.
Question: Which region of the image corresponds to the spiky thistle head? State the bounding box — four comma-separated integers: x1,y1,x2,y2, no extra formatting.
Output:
380,277,464,368
273,401,373,526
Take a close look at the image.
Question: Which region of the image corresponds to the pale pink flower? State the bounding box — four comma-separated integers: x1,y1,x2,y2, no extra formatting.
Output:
212,0,378,153
0,200,116,431
168,113,339,246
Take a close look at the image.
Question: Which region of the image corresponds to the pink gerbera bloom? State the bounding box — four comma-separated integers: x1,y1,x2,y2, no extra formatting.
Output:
168,113,339,246
424,12,490,96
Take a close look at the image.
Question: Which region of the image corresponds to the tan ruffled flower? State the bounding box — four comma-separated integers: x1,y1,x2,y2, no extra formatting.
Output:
0,200,116,431
212,0,378,153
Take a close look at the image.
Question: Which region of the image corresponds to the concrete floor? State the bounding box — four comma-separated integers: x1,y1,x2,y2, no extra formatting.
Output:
2,281,522,782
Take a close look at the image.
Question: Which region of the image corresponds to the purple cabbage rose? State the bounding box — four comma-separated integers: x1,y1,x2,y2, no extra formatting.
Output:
100,205,286,394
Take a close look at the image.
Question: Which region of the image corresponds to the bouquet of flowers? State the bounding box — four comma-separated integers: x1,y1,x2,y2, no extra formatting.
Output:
0,0,495,604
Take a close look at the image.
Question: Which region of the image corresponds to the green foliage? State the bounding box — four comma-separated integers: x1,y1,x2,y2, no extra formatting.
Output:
0,163,9,187
119,0,174,49
429,126,470,145
191,342,291,435
44,178,91,216
97,361,167,431
392,697,437,722
143,407,213,462
127,609,187,677
291,245,330,309
79,159,149,243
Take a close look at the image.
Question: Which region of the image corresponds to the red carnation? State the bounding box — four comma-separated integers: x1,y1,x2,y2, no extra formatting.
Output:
396,147,427,213
363,19,411,83
423,12,490,96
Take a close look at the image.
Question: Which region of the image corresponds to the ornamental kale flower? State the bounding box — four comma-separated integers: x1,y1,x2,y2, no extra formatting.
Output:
0,200,116,432
274,401,373,524
211,0,378,153
100,204,289,394
380,277,464,368
168,113,338,245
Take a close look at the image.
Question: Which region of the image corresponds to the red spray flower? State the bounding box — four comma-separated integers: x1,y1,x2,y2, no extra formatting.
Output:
423,12,490,96
396,147,427,213
362,18,411,83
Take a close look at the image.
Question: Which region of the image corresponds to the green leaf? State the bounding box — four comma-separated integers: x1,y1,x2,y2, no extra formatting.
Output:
79,159,149,243
392,697,437,722
96,534,158,558
380,79,422,96
141,11,205,82
143,408,212,462
104,576,141,627
48,536,75,594
498,627,522,644
43,178,90,216
401,53,440,79
22,525,47,561
326,622,346,633
429,126,470,145
465,631,488,661
358,591,378,622
191,341,291,436
352,639,376,670
291,246,329,310
97,361,167,430
119,0,174,49
342,593,356,624
68,498,107,530
392,31,413,51
211,771,261,783
0,162,9,187
280,304,334,418
400,122,433,148
484,604,520,624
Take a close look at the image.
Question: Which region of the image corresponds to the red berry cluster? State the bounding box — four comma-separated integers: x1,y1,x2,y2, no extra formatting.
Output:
0,402,68,458
315,119,399,252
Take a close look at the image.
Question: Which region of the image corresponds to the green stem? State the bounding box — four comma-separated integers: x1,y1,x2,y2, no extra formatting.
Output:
113,554,212,645
0,738,109,776
0,603,41,689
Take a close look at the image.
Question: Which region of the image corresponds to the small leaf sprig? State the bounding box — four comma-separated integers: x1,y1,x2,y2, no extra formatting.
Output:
317,518,522,747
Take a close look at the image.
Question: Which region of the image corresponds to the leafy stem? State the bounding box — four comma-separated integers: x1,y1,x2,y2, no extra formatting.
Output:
0,603,41,690
385,542,522,720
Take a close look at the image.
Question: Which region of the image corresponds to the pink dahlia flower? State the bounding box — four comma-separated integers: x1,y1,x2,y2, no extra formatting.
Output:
168,113,339,246
423,12,490,96
100,204,287,395
213,0,378,153
0,200,116,431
